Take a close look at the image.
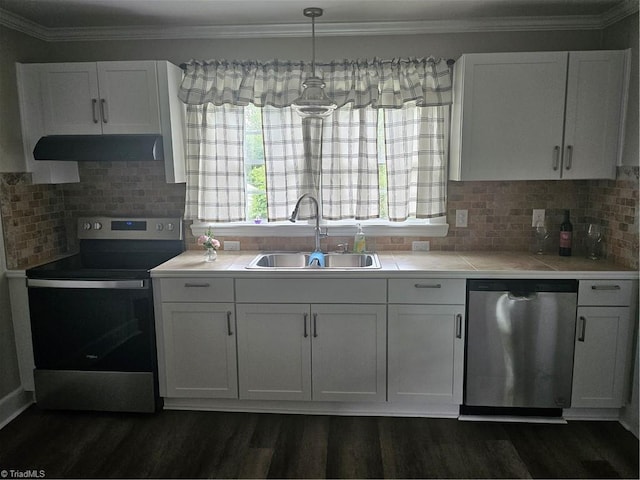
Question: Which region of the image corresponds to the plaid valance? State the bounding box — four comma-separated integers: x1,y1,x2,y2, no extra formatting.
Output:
178,57,453,109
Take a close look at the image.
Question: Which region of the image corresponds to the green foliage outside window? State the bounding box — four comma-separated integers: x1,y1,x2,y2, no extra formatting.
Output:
248,165,267,221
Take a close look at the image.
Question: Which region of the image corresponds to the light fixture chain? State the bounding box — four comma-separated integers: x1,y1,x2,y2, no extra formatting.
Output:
311,13,316,76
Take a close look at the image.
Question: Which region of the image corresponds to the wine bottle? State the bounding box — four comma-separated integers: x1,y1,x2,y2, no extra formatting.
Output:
559,210,573,256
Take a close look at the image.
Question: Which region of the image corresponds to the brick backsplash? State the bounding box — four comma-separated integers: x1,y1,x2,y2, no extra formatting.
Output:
63,162,186,219
586,167,639,270
1,165,637,270
0,173,68,269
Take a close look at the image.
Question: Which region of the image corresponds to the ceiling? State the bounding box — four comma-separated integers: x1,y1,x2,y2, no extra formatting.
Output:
0,0,637,41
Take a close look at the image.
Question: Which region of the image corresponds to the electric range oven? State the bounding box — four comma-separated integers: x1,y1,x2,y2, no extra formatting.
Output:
26,217,184,413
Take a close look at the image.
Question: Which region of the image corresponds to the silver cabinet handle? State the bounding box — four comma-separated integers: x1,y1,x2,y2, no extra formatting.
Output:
415,283,441,289
578,316,587,342
226,311,233,336
455,314,463,339
303,313,309,338
92,98,99,123
552,146,560,171
100,99,108,123
591,285,621,291
565,145,573,170
313,313,318,338
184,283,210,288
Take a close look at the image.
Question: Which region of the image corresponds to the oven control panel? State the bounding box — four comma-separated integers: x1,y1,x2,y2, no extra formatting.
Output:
77,217,183,240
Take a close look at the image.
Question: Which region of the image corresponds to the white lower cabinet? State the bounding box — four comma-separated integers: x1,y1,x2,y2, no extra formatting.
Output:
160,302,238,398
236,304,311,401
388,305,465,404
311,304,387,402
572,306,632,408
387,279,466,405
236,303,386,402
571,280,636,409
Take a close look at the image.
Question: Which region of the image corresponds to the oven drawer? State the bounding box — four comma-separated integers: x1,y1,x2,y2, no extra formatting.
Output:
157,277,234,303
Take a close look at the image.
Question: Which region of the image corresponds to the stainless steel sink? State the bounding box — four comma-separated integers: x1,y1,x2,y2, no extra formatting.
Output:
246,252,381,269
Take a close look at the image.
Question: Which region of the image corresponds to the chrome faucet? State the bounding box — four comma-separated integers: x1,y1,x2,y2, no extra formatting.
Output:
289,193,327,252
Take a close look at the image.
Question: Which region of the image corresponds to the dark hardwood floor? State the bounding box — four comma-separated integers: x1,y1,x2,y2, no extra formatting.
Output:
0,406,637,479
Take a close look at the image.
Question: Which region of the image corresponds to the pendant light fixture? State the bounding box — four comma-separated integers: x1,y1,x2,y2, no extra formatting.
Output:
291,7,337,118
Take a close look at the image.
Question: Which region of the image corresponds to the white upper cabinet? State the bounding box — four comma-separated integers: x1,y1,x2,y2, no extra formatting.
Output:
450,50,629,181
562,51,628,179
16,60,186,184
41,61,161,135
39,63,101,135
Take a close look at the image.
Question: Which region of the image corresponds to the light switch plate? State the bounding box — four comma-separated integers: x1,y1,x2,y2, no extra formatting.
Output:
455,209,468,228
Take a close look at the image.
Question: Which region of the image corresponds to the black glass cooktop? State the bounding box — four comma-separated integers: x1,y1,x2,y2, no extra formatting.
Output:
27,239,184,280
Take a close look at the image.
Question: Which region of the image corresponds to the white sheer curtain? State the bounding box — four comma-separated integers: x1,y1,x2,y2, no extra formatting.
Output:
261,107,322,221
179,58,452,223
320,104,380,220
385,103,449,220
183,103,246,222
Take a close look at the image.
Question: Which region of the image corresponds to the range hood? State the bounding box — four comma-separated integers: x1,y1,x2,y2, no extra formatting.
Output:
33,135,164,162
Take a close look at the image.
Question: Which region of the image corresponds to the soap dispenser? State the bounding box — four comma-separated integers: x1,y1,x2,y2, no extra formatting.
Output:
353,224,366,253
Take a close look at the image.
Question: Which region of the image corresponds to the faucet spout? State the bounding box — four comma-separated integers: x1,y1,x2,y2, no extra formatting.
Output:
289,193,326,252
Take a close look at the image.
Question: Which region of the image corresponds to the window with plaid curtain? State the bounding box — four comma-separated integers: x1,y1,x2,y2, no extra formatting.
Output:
178,58,452,223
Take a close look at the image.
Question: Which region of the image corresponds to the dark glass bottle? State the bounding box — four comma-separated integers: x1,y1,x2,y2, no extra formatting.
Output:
559,210,573,256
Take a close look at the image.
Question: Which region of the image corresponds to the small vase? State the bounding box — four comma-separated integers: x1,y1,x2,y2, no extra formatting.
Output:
204,248,217,262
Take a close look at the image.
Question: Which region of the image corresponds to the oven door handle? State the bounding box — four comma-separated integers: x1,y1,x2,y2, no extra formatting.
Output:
27,279,149,289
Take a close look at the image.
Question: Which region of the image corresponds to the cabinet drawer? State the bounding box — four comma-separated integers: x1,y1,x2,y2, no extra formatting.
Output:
236,278,386,304
578,280,634,306
157,278,234,302
389,279,466,304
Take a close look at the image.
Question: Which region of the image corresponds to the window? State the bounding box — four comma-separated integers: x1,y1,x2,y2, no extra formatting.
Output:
179,58,453,237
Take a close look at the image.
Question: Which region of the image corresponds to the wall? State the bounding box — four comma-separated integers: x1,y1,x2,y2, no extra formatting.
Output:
0,187,20,399
43,29,602,64
0,173,68,269
0,20,637,268
0,25,52,404
604,13,640,438
0,26,52,172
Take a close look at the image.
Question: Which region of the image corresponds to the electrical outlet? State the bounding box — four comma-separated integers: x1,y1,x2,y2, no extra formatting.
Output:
412,241,430,251
224,240,240,251
455,209,468,228
532,209,545,227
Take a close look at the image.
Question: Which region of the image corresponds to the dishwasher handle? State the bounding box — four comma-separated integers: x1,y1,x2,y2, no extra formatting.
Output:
507,291,538,301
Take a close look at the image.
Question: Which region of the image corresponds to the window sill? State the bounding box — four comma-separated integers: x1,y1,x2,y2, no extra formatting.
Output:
190,222,449,238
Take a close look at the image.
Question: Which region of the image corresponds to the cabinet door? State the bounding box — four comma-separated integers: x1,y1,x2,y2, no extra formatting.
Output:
161,303,237,398
97,61,161,134
388,305,465,404
311,304,387,402
40,63,102,135
450,52,567,180
236,304,311,401
562,51,627,179
572,306,631,408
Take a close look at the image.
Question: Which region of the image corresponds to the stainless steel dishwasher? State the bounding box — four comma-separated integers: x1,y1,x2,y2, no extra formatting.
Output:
464,279,578,412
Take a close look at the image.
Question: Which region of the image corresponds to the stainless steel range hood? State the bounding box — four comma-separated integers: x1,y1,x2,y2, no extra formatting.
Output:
33,135,164,162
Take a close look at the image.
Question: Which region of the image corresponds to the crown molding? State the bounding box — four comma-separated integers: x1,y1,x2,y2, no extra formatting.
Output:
602,0,640,27
0,7,49,40
0,5,637,42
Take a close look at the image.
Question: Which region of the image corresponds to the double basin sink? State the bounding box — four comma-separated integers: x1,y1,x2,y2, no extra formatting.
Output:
246,252,381,269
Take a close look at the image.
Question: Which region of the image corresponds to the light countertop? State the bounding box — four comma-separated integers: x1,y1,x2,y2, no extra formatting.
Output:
151,250,638,280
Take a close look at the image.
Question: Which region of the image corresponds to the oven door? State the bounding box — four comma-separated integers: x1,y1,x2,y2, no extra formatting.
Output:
27,278,159,412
